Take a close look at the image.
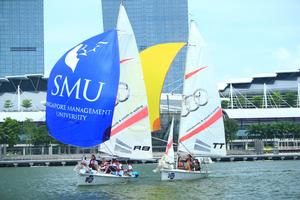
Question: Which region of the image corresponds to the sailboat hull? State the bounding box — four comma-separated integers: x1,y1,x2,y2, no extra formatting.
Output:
160,169,209,181
77,172,137,186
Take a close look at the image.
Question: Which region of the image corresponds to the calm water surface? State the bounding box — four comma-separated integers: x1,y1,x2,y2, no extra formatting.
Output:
0,160,300,200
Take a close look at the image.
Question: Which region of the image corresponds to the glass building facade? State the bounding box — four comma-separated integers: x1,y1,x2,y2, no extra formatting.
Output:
101,0,188,93
0,0,44,78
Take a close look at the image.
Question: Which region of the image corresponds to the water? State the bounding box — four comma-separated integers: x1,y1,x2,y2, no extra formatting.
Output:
0,160,300,200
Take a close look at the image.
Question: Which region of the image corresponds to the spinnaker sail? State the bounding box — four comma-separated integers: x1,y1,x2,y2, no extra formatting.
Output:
46,30,120,147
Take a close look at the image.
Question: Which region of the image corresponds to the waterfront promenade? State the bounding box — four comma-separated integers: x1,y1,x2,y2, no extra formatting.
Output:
1,152,300,167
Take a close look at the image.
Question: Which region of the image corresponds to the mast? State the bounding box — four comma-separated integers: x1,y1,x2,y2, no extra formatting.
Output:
175,19,193,167
230,83,233,109
17,85,21,112
297,82,300,107
263,83,268,108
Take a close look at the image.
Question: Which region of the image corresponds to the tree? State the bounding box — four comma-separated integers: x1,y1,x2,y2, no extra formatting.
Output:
224,118,239,143
3,100,14,110
251,96,263,108
0,128,4,143
0,118,21,146
31,124,54,145
284,92,297,107
21,99,32,110
22,119,38,143
221,100,229,109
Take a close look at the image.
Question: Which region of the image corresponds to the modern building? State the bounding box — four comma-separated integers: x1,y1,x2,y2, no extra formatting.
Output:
101,0,189,93
219,69,300,137
0,0,44,77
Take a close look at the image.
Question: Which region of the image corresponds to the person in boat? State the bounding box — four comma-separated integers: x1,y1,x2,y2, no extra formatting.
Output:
99,158,109,172
193,159,201,171
185,154,194,171
89,154,99,171
105,159,117,174
116,160,124,176
177,156,184,169
80,156,88,167
124,161,133,176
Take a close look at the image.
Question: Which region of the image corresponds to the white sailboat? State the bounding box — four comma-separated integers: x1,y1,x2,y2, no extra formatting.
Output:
76,4,152,185
153,118,175,173
160,20,226,181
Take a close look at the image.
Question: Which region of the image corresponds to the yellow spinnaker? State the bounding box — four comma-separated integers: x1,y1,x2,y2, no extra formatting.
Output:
140,42,186,132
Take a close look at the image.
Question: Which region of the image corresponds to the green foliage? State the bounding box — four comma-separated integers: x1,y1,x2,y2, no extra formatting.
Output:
22,119,37,144
224,118,239,143
237,96,246,108
246,122,300,139
31,124,54,145
221,100,229,109
271,91,282,107
285,92,297,107
21,99,32,109
0,129,4,143
0,118,21,146
3,100,14,110
251,96,263,108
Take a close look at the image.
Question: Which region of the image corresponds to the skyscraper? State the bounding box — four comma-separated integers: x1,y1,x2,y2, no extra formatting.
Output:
101,0,188,93
0,0,44,77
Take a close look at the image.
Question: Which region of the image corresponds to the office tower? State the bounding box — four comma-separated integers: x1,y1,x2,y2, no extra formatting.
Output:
0,0,44,77
102,0,188,93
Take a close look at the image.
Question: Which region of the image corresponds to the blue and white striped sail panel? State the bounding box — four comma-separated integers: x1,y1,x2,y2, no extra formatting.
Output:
46,30,120,147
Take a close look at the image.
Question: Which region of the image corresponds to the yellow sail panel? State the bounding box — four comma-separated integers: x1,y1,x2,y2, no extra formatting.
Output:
140,42,186,131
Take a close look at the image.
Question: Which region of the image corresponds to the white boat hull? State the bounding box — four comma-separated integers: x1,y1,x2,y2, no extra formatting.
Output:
77,172,136,186
160,169,209,181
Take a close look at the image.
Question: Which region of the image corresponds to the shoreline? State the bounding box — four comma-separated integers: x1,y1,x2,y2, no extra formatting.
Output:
1,152,300,167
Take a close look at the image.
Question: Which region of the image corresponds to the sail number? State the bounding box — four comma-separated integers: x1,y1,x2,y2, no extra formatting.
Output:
133,146,150,151
213,143,225,149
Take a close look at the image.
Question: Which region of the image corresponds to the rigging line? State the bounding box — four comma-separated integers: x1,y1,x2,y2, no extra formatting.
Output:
163,78,183,89
267,90,277,108
268,88,292,107
178,141,194,157
233,87,257,108
152,137,178,146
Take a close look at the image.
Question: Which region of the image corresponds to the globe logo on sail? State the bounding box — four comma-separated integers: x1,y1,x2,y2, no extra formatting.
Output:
181,88,208,117
115,82,130,106
64,41,108,73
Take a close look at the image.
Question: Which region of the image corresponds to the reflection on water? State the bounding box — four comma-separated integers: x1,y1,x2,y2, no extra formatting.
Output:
0,160,300,200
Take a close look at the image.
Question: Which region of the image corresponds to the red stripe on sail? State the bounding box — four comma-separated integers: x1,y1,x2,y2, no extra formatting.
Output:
184,66,208,79
165,140,173,155
179,108,223,143
111,107,148,137
120,58,134,64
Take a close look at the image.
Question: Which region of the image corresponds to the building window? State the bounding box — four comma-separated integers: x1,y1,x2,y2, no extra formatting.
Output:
10,47,37,52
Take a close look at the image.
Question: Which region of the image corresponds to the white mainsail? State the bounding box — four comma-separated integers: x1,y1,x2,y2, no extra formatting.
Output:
178,20,226,156
164,118,175,164
99,4,152,160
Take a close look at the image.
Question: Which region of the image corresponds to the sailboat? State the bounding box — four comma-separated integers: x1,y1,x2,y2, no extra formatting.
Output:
76,4,153,185
159,20,226,181
153,118,175,173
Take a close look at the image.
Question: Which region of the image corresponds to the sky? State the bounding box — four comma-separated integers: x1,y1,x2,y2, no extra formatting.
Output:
44,0,300,84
